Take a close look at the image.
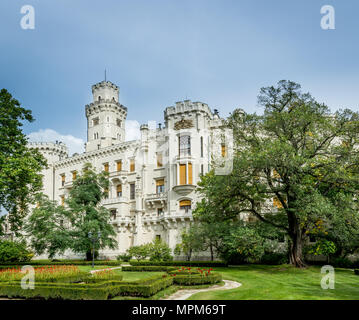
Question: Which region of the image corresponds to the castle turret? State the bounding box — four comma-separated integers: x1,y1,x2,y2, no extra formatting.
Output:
85,81,127,152
28,141,68,200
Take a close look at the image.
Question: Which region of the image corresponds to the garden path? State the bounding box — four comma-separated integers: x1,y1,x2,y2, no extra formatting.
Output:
162,280,241,300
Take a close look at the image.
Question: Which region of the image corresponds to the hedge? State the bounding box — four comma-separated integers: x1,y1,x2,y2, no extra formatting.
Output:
0,276,173,299
121,266,177,272
171,273,222,286
129,261,227,267
354,269,359,275
0,260,122,266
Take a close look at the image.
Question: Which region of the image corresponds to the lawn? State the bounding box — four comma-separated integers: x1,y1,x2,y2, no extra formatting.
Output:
188,264,359,300
78,266,165,282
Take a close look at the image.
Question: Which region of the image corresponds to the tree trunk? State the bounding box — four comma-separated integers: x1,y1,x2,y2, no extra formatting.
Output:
86,250,92,261
187,248,192,261
288,211,307,268
210,244,214,261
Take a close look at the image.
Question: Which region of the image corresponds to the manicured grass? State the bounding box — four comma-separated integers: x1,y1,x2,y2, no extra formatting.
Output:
188,264,359,300
120,271,165,282
77,265,114,272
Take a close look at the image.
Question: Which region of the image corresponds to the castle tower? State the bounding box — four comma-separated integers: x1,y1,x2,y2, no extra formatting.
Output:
28,141,68,200
85,81,127,152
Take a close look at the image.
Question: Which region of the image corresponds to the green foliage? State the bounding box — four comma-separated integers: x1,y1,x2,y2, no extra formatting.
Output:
0,275,174,299
174,224,206,261
126,239,173,262
171,273,222,286
259,253,288,265
0,89,47,234
354,269,359,276
116,254,132,262
307,239,336,257
0,240,33,263
221,224,265,263
129,260,227,267
25,163,117,259
122,266,176,272
0,259,122,266
195,80,359,267
148,239,173,262
127,244,151,261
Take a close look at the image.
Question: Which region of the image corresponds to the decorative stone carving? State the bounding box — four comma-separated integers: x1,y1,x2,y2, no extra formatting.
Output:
174,118,194,130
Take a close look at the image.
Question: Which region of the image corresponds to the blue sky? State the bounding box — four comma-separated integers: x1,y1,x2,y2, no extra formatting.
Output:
1,0,359,154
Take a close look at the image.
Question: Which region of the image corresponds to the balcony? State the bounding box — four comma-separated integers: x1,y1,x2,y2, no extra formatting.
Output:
101,196,128,206
145,192,167,207
113,216,135,226
172,184,196,195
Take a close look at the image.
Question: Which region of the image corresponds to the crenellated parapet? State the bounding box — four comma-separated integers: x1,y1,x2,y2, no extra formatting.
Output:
85,100,127,118
164,100,213,119
28,141,68,160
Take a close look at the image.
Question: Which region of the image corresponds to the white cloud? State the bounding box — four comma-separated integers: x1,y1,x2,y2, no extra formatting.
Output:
125,120,141,141
27,129,85,156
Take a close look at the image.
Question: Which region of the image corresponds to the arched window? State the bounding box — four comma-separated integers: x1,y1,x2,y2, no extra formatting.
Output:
98,96,101,101
179,200,191,213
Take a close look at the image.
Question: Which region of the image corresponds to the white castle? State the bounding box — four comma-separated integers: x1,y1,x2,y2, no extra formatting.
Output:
28,80,233,259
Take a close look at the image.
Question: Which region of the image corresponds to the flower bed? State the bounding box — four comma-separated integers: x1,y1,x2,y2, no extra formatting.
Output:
0,265,90,283
0,260,122,266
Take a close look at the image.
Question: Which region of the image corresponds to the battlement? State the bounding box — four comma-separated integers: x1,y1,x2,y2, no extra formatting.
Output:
85,100,127,117
28,141,68,158
164,100,213,119
92,81,119,92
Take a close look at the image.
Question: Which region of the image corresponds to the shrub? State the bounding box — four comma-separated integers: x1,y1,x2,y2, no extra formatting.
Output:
0,240,33,263
171,273,222,285
122,266,177,272
116,254,132,262
148,239,173,262
354,269,359,275
330,257,353,268
127,244,151,261
129,260,227,267
260,253,288,265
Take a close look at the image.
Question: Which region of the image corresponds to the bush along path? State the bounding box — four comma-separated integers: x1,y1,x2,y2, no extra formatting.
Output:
161,280,241,300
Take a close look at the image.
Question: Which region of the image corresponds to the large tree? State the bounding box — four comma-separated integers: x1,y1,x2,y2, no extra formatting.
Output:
0,89,46,234
196,80,359,267
26,163,118,259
